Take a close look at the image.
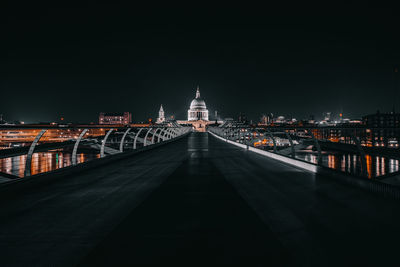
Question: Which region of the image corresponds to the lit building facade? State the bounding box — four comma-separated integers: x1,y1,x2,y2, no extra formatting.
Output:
363,111,400,128
156,105,165,124
188,86,209,121
176,86,219,132
99,112,132,125
363,111,400,147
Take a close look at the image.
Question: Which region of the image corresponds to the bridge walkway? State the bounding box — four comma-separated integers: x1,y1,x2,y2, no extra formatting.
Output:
0,132,400,266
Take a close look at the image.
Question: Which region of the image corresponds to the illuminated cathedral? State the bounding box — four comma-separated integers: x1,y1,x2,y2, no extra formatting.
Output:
187,86,209,121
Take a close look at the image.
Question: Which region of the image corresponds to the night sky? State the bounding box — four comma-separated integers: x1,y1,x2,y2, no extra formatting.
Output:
3,4,399,123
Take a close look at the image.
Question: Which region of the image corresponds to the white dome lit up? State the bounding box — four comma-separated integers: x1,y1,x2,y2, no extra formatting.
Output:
187,86,209,121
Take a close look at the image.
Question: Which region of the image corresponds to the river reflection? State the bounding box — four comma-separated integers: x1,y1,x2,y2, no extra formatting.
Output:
296,151,399,178
0,149,100,178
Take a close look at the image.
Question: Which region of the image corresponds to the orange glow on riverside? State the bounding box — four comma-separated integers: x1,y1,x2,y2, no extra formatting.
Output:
0,129,103,147
254,139,268,147
366,155,372,179
328,155,336,169
0,151,101,177
0,125,149,149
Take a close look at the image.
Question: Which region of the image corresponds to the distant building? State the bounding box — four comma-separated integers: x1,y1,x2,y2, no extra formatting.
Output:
156,105,165,124
362,111,399,147
260,114,269,125
363,111,400,128
275,116,285,124
308,114,316,124
99,112,132,125
188,86,209,121
238,112,247,123
259,114,274,126
323,112,331,121
177,86,218,132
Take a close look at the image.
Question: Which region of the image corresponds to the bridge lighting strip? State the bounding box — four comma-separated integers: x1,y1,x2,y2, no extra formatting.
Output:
208,131,318,173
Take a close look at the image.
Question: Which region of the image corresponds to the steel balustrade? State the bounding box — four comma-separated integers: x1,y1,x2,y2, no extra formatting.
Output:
151,128,162,144
158,128,168,142
3,126,191,178
351,133,368,177
208,123,399,177
24,129,47,177
266,129,277,153
285,132,296,158
208,125,372,178
308,130,322,165
119,128,131,152
164,128,173,140
143,128,153,147
72,129,89,165
100,129,114,158
133,128,144,149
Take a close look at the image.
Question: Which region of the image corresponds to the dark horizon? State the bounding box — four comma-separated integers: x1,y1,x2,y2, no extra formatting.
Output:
3,4,399,123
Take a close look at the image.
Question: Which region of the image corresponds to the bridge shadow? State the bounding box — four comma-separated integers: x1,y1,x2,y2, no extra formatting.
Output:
79,132,292,266
310,170,400,267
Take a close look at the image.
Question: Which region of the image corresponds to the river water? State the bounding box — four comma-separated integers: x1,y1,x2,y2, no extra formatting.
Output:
0,149,100,178
1,148,398,179
295,151,399,178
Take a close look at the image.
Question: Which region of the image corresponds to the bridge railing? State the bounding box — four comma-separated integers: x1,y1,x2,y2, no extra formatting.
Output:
208,125,400,199
0,126,191,178
208,125,400,180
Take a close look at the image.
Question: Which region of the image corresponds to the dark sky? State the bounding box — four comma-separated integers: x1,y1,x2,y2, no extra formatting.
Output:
2,4,399,123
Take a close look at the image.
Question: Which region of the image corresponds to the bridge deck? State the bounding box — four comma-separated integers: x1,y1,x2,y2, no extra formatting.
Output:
0,132,399,266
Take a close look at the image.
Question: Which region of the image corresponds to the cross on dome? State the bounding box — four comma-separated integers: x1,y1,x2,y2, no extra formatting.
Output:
196,86,200,98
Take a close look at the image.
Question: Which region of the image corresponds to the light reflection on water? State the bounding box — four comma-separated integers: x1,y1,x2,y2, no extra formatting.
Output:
0,150,100,178
296,152,399,178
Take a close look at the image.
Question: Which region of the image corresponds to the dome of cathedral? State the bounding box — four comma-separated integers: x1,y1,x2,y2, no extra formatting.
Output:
187,86,209,121
190,98,207,110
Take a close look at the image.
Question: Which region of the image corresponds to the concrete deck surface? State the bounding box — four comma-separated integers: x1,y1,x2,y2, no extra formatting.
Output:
0,132,399,266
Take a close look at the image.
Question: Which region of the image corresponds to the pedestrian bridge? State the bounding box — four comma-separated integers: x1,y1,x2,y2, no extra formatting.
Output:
0,130,400,266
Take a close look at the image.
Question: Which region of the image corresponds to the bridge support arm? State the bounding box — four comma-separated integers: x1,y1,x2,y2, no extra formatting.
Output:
170,128,179,138
72,129,89,165
24,129,47,177
151,128,162,144
224,128,228,140
160,127,172,141
100,129,114,158
143,128,153,147
351,133,368,177
157,128,167,142
119,128,131,152
285,132,295,158
309,130,322,165
133,128,144,149
234,129,239,141
266,129,277,153
248,129,258,146
162,128,171,140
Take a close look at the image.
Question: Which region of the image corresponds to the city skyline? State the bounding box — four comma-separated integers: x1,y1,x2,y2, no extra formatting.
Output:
0,83,397,124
